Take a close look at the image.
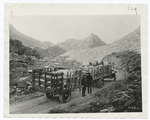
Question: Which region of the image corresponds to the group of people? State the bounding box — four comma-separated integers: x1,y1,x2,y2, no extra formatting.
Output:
81,72,93,97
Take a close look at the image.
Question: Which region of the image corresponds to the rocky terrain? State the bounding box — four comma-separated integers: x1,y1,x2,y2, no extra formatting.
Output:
9,23,142,113
49,50,142,113
34,45,67,58
57,33,106,51
62,26,140,64
9,38,41,86
48,26,142,113
9,39,78,87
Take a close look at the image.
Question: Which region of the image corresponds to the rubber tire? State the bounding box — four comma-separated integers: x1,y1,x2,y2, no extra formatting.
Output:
46,92,53,99
59,91,71,103
59,94,63,103
96,79,104,88
97,80,101,88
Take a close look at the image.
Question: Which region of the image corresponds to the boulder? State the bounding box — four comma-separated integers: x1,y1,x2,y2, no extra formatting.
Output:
111,98,120,106
128,85,138,90
100,109,109,113
108,106,115,112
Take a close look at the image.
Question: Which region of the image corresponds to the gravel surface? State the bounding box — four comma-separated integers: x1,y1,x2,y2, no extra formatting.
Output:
10,70,123,114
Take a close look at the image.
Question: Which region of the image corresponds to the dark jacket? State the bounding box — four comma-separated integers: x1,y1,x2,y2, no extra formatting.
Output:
87,75,93,85
81,76,87,86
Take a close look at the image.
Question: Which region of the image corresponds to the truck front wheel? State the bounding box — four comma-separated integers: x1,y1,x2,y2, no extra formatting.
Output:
46,92,53,99
59,90,71,103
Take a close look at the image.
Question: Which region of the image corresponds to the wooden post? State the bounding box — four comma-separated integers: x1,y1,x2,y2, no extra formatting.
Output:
79,70,82,93
61,73,63,91
68,78,70,91
56,74,58,90
44,72,47,90
32,70,35,84
51,73,54,88
50,73,52,88
69,71,72,91
39,71,41,86
74,71,77,89
94,68,95,80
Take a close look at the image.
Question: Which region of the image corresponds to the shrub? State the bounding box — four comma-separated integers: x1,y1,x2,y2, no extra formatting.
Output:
124,75,139,84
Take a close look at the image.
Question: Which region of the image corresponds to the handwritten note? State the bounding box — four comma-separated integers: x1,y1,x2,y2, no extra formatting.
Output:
127,6,137,15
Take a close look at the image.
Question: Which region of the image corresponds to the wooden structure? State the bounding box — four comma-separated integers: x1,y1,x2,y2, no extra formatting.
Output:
31,69,82,103
31,64,116,103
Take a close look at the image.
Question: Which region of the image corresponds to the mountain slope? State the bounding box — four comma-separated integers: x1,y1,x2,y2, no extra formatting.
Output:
57,38,81,51
34,45,67,59
57,33,106,51
46,45,67,58
79,33,106,48
62,26,140,64
9,24,53,48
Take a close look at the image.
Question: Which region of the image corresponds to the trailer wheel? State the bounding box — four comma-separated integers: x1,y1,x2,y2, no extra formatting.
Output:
96,78,104,88
59,90,71,103
96,80,101,88
46,92,53,99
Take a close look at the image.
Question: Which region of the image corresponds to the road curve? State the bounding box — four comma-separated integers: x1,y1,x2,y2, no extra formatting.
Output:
10,70,123,114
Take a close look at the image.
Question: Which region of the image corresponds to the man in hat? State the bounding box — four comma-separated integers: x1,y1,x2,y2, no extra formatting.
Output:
81,75,87,97
87,72,93,94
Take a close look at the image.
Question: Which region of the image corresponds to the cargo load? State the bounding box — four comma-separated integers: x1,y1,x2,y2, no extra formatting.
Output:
30,63,116,103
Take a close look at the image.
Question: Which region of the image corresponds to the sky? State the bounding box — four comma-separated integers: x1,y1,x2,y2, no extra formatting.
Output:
9,15,140,44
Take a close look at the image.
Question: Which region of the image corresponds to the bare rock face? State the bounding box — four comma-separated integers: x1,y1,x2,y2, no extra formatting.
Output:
57,33,106,51
62,26,141,64
46,45,67,58
78,33,106,49
57,38,81,51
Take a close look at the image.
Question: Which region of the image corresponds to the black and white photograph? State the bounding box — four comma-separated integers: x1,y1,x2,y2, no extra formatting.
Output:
4,3,148,118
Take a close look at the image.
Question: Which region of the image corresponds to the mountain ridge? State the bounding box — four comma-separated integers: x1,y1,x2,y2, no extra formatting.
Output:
9,24,53,49
57,33,106,51
62,26,140,64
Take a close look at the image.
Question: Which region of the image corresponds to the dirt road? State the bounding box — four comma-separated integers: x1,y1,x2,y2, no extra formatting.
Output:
10,70,123,114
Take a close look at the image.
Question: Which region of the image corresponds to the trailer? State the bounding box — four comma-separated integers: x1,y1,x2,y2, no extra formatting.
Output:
80,64,117,87
30,64,116,103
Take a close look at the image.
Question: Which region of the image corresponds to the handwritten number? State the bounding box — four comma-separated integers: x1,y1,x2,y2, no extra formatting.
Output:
127,6,137,15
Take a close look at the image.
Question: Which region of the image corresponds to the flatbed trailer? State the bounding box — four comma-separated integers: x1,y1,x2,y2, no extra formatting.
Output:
81,64,116,87
30,64,116,103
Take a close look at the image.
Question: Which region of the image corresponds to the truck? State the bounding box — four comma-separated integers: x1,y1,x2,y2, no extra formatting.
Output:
30,64,116,103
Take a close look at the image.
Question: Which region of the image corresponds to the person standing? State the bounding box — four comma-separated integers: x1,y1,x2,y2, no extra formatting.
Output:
87,73,93,94
81,75,87,97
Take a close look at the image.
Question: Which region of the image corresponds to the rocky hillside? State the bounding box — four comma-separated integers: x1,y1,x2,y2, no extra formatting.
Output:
103,51,141,73
62,26,140,64
9,38,41,86
46,45,67,58
10,38,40,58
57,33,106,51
49,50,142,113
34,45,67,59
9,24,53,48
